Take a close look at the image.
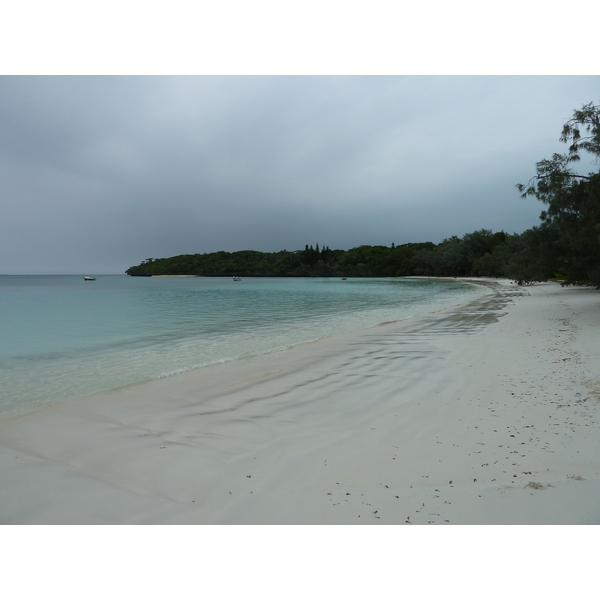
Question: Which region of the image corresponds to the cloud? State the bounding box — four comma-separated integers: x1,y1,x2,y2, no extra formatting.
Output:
0,75,598,273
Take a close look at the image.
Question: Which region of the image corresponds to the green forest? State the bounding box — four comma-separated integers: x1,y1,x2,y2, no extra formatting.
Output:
126,102,600,287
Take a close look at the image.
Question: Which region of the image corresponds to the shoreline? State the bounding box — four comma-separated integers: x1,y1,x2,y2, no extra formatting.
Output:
0,276,490,420
1,280,599,524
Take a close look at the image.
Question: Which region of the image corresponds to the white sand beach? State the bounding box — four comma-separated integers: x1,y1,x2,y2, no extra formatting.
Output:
1,279,599,525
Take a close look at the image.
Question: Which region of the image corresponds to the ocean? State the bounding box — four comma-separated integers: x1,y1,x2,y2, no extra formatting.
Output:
0,275,487,415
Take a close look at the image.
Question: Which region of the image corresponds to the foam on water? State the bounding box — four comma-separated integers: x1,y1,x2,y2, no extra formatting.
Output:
0,275,487,414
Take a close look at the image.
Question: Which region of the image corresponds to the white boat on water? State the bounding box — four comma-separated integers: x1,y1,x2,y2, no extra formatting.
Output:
233,276,241,281
84,276,96,281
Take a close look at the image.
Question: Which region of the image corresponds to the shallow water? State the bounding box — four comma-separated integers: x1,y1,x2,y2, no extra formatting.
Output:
0,275,486,414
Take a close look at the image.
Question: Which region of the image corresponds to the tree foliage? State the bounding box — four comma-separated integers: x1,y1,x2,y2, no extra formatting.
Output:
125,234,510,278
516,101,600,286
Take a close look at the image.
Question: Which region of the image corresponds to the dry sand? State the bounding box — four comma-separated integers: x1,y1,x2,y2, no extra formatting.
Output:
1,279,599,524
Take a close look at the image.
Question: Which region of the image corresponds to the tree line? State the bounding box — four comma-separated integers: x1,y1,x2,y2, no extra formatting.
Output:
126,102,600,287
125,234,504,278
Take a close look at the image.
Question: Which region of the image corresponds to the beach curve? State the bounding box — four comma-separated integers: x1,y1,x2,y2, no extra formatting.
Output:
1,279,599,524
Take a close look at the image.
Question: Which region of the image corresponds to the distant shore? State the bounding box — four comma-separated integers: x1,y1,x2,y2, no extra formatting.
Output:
1,279,599,524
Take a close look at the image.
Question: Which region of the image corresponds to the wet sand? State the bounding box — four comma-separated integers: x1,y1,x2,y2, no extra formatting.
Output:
1,280,599,524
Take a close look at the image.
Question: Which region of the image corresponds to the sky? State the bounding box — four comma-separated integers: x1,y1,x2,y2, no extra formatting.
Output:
1,75,598,274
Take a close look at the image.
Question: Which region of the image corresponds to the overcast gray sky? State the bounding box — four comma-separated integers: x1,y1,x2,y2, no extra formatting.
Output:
1,75,598,274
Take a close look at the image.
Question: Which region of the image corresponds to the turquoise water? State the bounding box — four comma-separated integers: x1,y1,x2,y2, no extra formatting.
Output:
0,275,486,415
